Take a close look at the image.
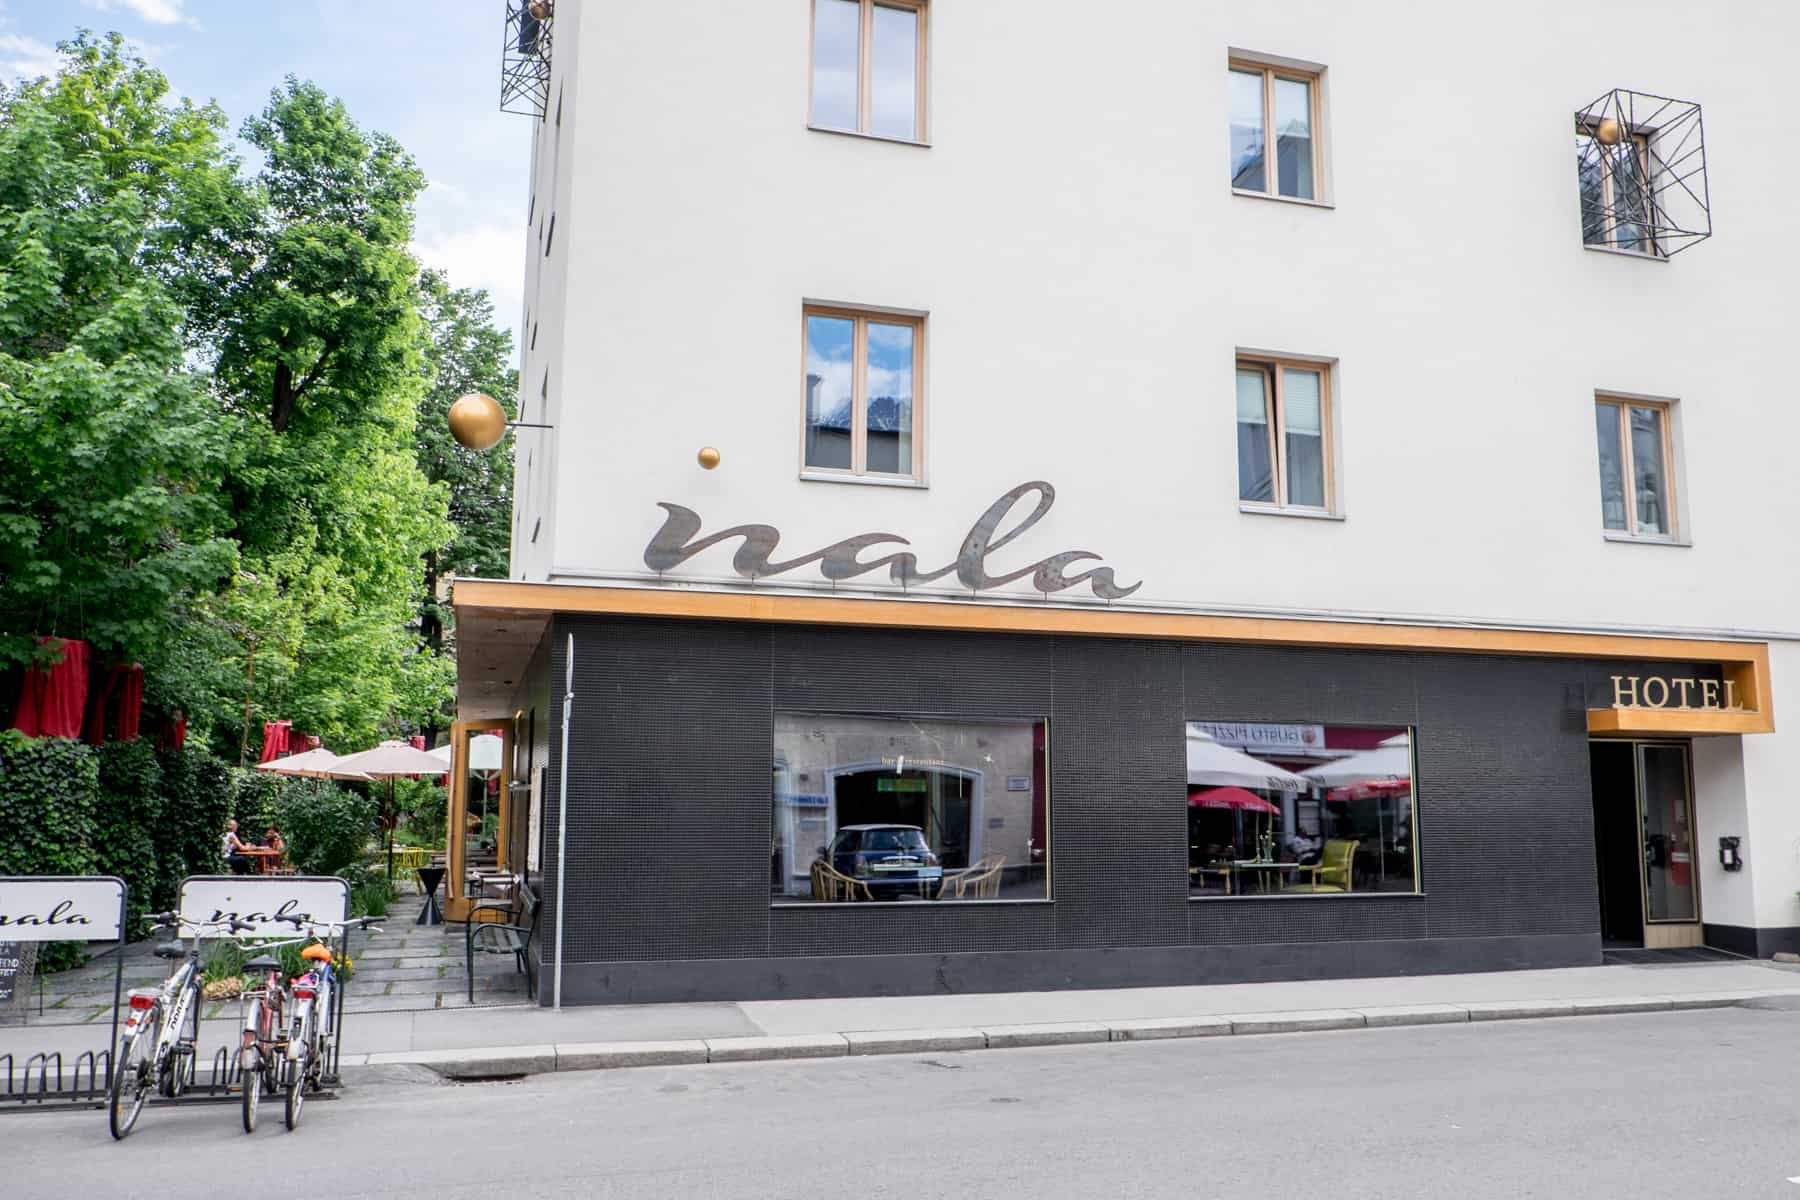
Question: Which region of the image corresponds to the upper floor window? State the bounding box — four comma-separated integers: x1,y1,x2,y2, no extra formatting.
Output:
1229,59,1321,201
1237,356,1333,513
1595,396,1676,539
803,305,923,482
811,0,928,142
1578,120,1655,254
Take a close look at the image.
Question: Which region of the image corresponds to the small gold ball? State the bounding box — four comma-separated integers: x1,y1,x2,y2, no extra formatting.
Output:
448,393,508,452
1595,117,1624,146
697,446,722,470
527,0,553,19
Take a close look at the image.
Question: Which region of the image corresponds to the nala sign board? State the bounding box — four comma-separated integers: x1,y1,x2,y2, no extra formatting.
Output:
645,480,1142,600
0,876,126,942
178,876,350,937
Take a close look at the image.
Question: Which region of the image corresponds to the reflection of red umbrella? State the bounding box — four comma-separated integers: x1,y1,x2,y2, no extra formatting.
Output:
1188,786,1280,814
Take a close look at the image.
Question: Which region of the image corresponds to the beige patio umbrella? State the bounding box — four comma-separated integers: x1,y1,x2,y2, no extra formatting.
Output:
254,747,371,781
332,740,453,878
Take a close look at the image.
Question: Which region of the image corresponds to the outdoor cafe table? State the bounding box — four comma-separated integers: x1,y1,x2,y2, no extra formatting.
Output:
238,846,282,874
1229,860,1303,894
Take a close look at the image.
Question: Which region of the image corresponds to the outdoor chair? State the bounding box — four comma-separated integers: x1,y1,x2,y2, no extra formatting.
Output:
466,889,538,1002
810,859,871,901
1286,839,1357,893
938,855,1006,900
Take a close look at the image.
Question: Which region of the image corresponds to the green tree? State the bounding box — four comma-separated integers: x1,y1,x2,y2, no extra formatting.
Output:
415,270,516,738
0,35,236,675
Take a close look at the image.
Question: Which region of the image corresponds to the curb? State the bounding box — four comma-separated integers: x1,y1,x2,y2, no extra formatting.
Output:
387,990,1788,1081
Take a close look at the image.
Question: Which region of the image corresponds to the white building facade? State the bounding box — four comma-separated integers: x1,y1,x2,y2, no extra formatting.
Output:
455,0,1800,1003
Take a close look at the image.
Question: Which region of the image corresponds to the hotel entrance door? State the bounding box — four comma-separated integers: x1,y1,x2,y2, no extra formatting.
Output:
1589,740,1701,949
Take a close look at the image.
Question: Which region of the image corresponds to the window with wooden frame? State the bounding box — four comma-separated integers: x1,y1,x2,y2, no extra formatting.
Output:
1577,122,1656,254
803,306,923,481
810,0,928,142
1236,357,1332,512
1595,396,1676,538
1229,60,1322,201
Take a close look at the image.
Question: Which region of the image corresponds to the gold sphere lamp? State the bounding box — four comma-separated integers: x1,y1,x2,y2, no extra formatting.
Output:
697,446,722,470
447,393,553,453
1595,117,1624,146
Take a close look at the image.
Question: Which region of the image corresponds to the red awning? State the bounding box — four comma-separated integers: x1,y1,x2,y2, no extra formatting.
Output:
1188,786,1280,814
1326,780,1412,802
11,637,90,739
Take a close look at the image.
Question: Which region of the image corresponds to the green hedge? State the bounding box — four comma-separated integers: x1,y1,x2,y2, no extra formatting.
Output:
0,732,100,969
94,739,163,934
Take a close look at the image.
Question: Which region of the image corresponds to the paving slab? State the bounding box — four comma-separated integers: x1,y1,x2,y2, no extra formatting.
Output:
556,1040,710,1071
1358,1004,1470,1028
982,1021,1111,1048
842,1027,987,1055
1107,1015,1234,1041
1223,1009,1366,1035
705,1034,848,1062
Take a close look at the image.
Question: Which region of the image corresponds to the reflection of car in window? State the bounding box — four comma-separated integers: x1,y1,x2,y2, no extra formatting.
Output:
825,824,942,898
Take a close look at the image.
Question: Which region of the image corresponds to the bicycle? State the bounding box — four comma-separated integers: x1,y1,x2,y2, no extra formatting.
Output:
238,914,310,1133
283,915,381,1129
108,912,254,1140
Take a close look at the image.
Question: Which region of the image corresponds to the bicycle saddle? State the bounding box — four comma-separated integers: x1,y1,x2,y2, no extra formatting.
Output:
152,941,187,960
300,943,332,963
243,955,283,973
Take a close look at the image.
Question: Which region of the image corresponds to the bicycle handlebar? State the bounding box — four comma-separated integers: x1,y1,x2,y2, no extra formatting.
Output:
150,914,255,934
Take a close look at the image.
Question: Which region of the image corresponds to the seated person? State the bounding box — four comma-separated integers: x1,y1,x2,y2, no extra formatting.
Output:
223,819,253,875
262,825,286,855
1284,827,1321,864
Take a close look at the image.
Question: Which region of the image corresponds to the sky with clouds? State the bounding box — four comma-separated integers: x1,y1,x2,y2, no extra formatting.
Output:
0,0,531,346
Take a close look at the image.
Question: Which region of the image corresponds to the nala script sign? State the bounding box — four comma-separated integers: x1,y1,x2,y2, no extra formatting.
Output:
178,876,350,938
645,480,1142,599
0,876,126,942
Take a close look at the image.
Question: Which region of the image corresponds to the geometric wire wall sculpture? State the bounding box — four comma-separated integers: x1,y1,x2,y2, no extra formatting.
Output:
1574,89,1711,257
500,0,554,119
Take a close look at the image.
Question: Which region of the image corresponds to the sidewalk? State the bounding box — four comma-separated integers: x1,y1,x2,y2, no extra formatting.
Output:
10,913,1800,1082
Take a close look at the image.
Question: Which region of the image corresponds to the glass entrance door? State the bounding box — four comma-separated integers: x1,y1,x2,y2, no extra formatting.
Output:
1638,743,1698,924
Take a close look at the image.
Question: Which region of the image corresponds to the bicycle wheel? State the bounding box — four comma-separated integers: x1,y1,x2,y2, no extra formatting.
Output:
284,1064,304,1130
108,1019,155,1141
241,1057,262,1137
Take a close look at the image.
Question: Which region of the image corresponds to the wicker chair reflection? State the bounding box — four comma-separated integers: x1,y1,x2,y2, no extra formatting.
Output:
937,855,1006,900
810,858,872,902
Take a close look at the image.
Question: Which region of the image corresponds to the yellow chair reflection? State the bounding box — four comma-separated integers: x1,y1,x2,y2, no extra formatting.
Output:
938,855,1005,900
1287,839,1357,893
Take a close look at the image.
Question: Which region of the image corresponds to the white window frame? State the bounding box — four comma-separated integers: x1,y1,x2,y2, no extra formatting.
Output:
1596,394,1680,541
1229,57,1326,204
808,0,930,144
1236,355,1337,517
800,304,927,485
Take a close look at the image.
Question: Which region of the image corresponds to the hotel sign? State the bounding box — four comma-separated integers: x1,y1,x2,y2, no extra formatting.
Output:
1610,675,1743,711
645,480,1141,600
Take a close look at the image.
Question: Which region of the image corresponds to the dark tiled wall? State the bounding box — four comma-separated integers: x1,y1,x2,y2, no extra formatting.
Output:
537,615,1682,999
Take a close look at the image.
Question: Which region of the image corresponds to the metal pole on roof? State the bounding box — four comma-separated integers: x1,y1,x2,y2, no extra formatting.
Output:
553,633,573,1010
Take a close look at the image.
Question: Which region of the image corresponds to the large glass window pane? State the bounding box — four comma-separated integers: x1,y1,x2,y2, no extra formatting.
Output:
1187,721,1417,898
1639,744,1697,922
1629,406,1668,534
1273,77,1314,199
812,0,861,131
1577,133,1607,245
869,4,918,140
1236,366,1273,502
1228,69,1266,192
772,713,1050,904
804,315,855,470
864,321,914,475
1595,403,1628,531
1282,368,1324,507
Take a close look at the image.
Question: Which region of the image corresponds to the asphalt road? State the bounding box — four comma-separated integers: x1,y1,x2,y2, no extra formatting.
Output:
12,1004,1800,1198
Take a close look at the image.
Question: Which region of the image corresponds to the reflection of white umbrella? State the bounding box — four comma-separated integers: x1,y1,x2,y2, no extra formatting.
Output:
469,734,504,776
1300,733,1412,786
255,747,369,781
333,740,452,877
1186,728,1310,791
425,743,452,769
